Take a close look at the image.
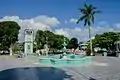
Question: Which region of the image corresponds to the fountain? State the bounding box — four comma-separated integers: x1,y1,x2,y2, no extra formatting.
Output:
39,38,92,67
60,38,68,59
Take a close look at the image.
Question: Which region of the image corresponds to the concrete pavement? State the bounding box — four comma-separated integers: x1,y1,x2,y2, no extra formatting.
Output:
0,56,120,80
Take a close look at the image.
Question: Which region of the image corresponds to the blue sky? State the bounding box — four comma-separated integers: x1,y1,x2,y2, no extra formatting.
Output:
1,0,120,22
0,0,120,41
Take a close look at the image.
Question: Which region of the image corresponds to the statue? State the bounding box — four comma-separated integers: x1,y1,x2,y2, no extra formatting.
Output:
60,38,68,59
43,44,49,55
62,38,67,54
40,37,49,56
36,50,41,56
9,47,13,56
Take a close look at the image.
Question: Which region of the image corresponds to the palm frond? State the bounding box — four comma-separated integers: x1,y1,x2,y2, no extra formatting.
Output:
90,4,97,10
87,20,91,26
87,5,93,14
76,15,87,24
80,9,87,14
93,7,97,10
76,18,81,24
76,19,80,24
80,9,85,12
78,8,87,14
80,15,87,21
87,4,97,14
84,3,88,8
89,4,92,8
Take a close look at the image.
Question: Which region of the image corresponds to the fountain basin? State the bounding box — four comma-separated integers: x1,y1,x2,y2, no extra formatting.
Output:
43,54,86,59
39,54,92,67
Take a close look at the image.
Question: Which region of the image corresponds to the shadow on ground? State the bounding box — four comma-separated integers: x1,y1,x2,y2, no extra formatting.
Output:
0,67,74,80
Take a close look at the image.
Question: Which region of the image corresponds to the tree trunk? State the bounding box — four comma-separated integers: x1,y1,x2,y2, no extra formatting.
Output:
88,26,93,56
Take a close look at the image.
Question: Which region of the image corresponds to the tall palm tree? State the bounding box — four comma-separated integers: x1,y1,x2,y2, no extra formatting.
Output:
77,3,100,55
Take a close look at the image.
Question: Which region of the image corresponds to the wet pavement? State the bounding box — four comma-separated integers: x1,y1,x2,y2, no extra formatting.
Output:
0,56,120,80
0,67,73,80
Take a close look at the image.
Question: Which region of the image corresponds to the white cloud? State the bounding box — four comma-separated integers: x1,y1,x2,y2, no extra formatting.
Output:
0,15,120,42
54,29,70,37
69,18,77,23
0,15,60,42
54,27,89,41
54,23,120,42
74,27,81,32
34,15,60,26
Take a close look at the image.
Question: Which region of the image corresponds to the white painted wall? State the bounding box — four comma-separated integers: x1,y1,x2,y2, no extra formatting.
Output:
24,29,33,55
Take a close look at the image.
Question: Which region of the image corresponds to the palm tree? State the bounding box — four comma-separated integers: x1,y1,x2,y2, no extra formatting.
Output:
77,3,100,55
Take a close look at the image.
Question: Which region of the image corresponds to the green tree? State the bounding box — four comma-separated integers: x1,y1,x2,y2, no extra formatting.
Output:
12,43,22,54
35,30,69,50
68,37,78,49
77,3,100,55
35,30,44,49
0,21,20,50
92,32,119,51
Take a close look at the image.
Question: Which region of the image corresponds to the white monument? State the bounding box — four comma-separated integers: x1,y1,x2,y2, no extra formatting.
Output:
24,29,33,56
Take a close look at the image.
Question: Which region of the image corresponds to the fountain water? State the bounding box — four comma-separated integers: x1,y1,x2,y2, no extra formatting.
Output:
62,38,67,53
60,38,68,59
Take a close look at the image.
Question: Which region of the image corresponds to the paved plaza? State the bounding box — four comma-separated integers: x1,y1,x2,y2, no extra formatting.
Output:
0,56,120,80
